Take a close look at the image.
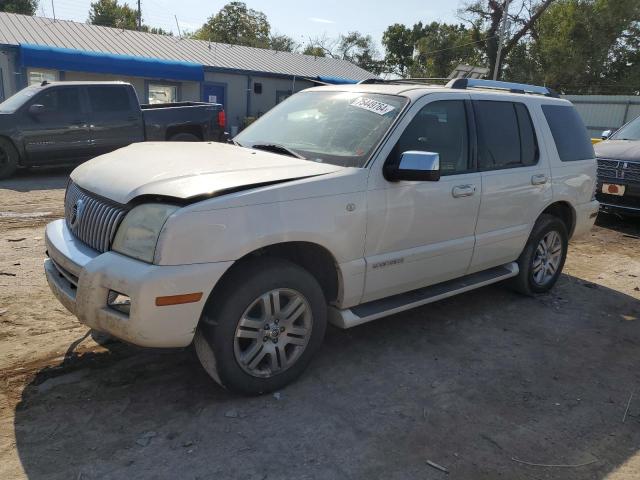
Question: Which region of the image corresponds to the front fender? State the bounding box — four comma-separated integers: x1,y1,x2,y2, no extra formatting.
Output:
154,191,367,267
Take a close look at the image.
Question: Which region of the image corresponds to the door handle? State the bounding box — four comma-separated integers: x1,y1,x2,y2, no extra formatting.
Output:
452,184,476,198
531,174,548,185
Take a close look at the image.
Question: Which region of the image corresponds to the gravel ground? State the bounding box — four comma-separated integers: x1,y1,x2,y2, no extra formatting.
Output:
1,168,639,480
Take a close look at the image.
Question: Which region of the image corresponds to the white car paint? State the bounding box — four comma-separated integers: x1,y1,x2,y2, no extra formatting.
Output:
44,83,599,348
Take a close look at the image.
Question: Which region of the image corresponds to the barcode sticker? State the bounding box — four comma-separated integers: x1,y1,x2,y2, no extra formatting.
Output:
350,97,396,115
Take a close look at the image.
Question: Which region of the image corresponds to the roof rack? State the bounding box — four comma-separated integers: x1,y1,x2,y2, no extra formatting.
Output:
446,78,559,97
358,77,449,86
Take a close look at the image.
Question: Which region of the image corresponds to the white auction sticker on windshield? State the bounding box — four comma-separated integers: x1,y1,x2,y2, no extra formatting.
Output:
350,97,396,115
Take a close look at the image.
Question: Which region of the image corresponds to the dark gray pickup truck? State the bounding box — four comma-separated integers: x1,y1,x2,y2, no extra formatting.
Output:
0,81,226,178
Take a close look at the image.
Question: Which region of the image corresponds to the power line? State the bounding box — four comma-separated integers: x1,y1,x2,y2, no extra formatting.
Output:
417,35,498,57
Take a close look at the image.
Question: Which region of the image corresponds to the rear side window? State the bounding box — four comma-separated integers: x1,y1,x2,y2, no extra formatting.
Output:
474,100,539,170
542,104,594,161
88,86,131,113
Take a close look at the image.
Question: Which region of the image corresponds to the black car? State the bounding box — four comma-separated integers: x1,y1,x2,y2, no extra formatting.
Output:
594,114,640,215
0,81,226,179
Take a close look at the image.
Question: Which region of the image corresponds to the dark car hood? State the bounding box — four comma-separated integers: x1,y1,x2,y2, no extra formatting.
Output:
594,140,640,162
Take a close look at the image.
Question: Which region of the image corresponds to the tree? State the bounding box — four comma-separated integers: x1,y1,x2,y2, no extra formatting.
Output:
0,0,37,15
303,32,384,73
193,1,271,48
460,0,556,79
532,0,640,92
302,45,327,57
382,24,415,76
412,22,481,78
269,33,297,52
88,0,137,30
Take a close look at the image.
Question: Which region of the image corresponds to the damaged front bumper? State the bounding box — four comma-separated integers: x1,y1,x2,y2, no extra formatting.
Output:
44,219,232,348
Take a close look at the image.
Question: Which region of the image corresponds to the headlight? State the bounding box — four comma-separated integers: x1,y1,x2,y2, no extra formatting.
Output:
112,203,179,263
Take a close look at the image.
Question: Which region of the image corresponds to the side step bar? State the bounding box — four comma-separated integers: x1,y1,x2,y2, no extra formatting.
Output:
329,262,519,329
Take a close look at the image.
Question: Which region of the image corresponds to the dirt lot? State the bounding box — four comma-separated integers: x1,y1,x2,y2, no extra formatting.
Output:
1,168,639,480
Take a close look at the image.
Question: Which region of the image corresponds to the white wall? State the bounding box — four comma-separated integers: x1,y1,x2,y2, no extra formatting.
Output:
204,70,316,134
563,95,640,137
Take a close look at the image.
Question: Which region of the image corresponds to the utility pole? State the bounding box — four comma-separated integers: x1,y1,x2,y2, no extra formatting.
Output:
492,0,511,80
51,0,56,22
137,0,142,31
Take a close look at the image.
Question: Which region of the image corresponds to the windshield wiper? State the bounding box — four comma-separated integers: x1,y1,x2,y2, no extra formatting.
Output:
251,143,306,159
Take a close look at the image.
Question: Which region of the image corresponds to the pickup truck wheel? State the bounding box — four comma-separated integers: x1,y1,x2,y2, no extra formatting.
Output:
195,257,327,395
169,133,200,142
0,138,19,179
511,214,568,295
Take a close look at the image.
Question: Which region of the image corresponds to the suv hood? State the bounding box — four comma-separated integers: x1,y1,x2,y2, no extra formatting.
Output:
71,142,344,204
594,139,640,162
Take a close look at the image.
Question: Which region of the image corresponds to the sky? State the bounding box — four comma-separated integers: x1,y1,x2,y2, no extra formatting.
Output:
38,0,461,49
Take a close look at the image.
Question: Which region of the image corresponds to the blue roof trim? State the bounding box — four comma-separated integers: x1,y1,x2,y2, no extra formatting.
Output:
316,75,359,85
19,44,204,82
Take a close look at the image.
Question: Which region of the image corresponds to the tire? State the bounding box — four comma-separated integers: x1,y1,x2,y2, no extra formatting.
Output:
510,214,568,295
195,257,327,395
0,138,19,180
169,133,200,142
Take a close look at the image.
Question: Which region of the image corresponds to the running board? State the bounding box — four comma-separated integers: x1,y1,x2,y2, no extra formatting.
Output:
329,262,519,329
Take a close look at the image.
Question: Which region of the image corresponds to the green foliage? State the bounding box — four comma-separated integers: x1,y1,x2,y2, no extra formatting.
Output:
303,32,384,73
88,0,171,35
302,45,327,57
382,21,480,78
269,33,297,52
88,0,137,30
531,0,640,93
382,24,414,76
193,1,271,48
0,0,37,15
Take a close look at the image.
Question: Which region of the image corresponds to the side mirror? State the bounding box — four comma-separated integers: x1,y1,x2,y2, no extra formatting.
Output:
28,104,45,116
384,151,441,182
601,129,612,140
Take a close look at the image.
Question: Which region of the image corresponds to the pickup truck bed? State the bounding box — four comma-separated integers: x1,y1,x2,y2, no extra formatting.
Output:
0,81,226,179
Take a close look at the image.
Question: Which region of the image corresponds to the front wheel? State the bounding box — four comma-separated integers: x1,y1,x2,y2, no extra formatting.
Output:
195,257,327,394
511,214,568,295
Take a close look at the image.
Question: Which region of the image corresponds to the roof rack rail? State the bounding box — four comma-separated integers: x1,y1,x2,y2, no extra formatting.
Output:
446,78,559,97
358,77,449,85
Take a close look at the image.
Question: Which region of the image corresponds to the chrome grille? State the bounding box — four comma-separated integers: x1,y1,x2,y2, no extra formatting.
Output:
597,158,640,183
64,182,128,252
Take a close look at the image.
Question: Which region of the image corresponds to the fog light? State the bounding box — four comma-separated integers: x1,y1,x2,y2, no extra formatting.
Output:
107,290,131,315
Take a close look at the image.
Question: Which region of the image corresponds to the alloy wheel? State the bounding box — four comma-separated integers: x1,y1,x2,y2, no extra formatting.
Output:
532,230,563,286
233,288,313,378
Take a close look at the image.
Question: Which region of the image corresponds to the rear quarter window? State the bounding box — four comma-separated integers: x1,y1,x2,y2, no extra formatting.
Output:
542,104,594,162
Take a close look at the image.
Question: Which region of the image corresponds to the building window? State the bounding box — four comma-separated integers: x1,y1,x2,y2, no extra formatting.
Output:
28,69,57,86
148,84,178,104
253,82,263,94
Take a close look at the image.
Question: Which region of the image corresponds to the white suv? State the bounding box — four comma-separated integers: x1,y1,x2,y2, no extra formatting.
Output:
44,79,599,394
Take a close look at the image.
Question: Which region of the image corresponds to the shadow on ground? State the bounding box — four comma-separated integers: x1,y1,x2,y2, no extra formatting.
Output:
13,274,640,479
596,212,640,237
0,166,73,192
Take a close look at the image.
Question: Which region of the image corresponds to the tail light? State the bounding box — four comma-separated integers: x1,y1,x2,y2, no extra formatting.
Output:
217,110,226,128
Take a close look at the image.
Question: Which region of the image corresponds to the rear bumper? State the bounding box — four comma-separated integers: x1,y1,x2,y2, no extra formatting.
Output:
44,219,232,348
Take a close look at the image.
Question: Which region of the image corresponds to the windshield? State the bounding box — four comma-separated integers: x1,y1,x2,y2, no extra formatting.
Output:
0,86,40,113
611,115,640,141
234,91,408,167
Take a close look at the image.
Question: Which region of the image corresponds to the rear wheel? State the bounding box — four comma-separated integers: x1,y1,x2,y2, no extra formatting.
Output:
169,133,200,142
0,138,19,179
511,214,568,295
195,257,327,394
